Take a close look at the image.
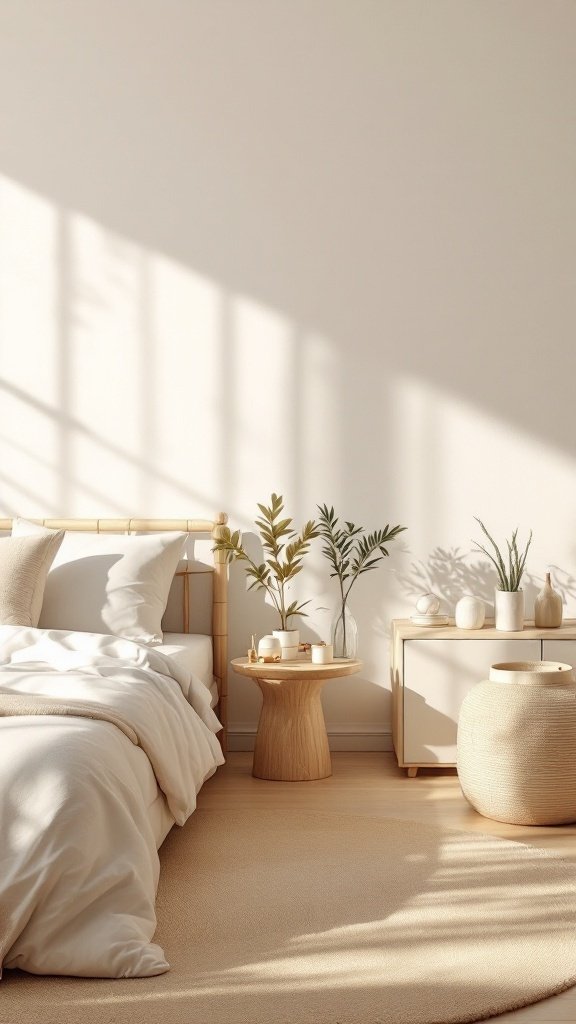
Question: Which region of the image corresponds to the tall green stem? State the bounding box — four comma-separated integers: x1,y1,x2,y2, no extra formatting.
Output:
332,580,351,657
340,578,347,657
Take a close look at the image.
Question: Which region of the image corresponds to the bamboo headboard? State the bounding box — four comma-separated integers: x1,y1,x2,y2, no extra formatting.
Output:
0,515,229,752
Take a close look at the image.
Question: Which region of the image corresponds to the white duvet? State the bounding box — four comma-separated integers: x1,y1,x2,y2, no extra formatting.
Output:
0,625,224,979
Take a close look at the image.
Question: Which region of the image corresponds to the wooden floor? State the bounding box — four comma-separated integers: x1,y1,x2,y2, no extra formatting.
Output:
199,751,576,1023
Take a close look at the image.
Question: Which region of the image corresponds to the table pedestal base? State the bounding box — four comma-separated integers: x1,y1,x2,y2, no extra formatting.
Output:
253,676,332,781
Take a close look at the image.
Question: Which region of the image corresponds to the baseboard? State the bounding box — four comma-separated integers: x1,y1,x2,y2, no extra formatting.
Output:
227,726,393,753
327,730,393,752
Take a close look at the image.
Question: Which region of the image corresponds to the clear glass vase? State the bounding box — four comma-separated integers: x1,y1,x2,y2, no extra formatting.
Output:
331,604,358,659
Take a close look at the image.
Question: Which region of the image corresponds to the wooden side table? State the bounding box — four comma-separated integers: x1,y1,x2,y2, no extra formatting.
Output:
231,657,363,782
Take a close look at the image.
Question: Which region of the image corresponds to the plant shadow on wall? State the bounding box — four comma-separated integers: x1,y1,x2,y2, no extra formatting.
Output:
400,548,502,610
395,548,576,619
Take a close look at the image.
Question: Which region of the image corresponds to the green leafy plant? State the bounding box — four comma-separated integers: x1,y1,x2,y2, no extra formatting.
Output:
317,505,406,656
213,493,319,630
473,518,533,592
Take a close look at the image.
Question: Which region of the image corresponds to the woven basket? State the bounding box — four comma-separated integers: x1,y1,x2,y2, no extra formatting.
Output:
457,661,576,825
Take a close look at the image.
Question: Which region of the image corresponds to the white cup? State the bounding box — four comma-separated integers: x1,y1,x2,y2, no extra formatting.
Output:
311,643,333,664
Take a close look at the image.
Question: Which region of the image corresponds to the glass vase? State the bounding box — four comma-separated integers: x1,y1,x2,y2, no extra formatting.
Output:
331,604,358,659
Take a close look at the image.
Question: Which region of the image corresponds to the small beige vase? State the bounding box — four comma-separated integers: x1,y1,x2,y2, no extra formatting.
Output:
457,661,576,825
534,572,562,628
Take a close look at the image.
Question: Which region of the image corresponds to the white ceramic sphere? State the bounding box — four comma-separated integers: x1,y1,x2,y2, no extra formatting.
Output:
455,596,486,630
416,593,440,615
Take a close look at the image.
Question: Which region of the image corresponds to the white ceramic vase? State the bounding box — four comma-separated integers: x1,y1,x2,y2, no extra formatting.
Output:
455,596,486,630
272,629,300,661
494,589,524,632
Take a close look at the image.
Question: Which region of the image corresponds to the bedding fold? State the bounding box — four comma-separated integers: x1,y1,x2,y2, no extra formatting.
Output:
0,690,138,743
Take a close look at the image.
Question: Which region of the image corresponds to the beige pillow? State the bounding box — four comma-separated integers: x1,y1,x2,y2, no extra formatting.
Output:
0,532,64,627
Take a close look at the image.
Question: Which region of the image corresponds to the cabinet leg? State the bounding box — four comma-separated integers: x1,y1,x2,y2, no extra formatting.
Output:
407,767,418,778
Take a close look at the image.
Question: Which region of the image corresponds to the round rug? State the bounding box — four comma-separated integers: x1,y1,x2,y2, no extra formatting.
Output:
4,809,576,1023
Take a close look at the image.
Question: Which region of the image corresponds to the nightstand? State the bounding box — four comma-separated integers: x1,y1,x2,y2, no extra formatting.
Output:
231,657,363,781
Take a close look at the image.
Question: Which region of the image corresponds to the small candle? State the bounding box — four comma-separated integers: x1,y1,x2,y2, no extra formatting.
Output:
311,643,333,664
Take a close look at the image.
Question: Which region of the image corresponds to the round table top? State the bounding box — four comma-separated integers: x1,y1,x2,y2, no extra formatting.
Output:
231,656,363,681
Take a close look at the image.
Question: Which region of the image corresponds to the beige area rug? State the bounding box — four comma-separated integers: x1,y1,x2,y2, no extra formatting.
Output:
3,810,576,1024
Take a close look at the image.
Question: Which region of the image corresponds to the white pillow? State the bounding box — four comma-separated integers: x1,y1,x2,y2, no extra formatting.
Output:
12,519,186,644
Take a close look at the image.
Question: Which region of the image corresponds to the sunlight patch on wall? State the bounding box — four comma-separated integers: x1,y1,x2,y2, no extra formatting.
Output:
150,255,224,509
299,331,342,514
0,173,338,532
0,178,229,516
67,212,145,510
0,175,60,510
230,295,295,518
394,374,576,577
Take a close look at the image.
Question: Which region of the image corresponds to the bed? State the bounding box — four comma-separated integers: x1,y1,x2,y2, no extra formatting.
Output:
0,515,228,979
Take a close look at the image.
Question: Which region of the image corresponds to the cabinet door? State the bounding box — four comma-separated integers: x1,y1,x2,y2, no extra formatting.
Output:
403,639,541,764
542,640,576,669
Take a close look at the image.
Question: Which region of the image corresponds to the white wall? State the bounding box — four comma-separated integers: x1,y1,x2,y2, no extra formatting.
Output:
1,0,576,748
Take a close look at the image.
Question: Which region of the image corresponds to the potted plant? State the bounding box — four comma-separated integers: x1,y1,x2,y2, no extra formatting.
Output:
472,518,533,631
317,505,406,658
213,494,318,659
